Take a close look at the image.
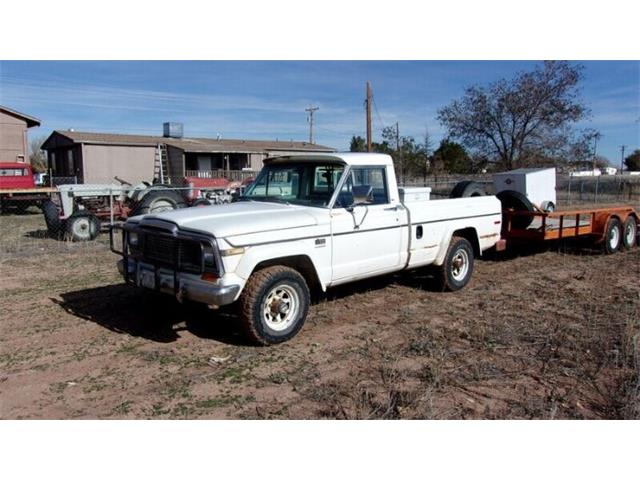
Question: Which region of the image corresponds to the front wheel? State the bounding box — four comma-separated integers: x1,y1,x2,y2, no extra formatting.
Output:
238,266,310,345
436,236,475,291
66,212,101,241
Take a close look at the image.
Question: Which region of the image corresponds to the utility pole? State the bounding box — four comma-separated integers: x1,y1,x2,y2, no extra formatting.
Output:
305,105,319,144
395,122,402,185
366,82,372,152
620,145,627,174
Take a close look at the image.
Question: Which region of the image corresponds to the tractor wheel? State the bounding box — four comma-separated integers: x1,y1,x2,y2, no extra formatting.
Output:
130,189,187,216
43,200,63,237
66,212,101,242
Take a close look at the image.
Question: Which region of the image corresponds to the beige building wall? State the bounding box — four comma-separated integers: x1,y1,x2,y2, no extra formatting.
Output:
0,110,28,162
248,153,266,170
81,144,156,184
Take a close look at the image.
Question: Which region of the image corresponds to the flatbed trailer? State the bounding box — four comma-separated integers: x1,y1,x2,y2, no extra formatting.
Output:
500,204,639,253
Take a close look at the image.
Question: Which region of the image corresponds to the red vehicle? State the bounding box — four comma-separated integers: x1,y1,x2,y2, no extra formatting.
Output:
0,162,55,213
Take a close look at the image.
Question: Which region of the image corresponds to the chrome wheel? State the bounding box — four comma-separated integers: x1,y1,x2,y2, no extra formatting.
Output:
624,221,636,246
451,248,470,281
609,225,620,250
262,284,300,332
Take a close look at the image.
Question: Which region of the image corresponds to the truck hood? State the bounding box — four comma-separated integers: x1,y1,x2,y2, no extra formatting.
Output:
137,201,322,238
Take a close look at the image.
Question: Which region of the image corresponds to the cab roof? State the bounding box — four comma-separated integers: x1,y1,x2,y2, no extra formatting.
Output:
264,152,394,167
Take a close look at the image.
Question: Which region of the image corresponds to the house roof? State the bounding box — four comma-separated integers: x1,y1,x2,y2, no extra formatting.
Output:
0,106,41,128
44,130,335,153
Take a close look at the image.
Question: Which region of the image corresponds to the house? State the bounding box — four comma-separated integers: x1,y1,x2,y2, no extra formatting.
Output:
41,124,335,184
0,106,41,163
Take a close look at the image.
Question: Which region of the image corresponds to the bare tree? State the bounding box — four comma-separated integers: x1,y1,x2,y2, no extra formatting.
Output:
437,61,589,170
29,135,48,172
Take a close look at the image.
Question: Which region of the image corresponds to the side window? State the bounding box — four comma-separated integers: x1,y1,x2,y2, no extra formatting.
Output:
336,167,389,207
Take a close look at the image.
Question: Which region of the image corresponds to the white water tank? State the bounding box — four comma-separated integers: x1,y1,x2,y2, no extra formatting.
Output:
492,168,556,209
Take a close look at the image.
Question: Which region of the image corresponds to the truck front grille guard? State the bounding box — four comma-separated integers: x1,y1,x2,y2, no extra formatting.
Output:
109,223,223,294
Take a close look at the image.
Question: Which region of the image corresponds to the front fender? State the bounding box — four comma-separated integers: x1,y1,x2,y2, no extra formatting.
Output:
223,238,330,292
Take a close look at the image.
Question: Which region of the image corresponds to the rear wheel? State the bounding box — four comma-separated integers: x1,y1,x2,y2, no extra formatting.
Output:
603,217,622,254
66,212,101,241
622,216,637,250
43,200,63,236
192,198,212,207
130,189,187,216
238,266,310,345
436,236,475,291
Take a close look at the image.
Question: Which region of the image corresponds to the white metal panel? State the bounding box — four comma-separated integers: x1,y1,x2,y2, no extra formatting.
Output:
492,168,556,207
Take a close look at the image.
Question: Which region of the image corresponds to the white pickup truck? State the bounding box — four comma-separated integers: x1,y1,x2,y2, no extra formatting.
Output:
111,153,502,344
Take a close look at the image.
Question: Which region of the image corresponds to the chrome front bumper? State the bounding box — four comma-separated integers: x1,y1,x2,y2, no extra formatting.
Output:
118,258,239,306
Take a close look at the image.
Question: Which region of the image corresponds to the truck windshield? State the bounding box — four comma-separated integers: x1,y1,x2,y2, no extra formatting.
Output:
241,162,345,207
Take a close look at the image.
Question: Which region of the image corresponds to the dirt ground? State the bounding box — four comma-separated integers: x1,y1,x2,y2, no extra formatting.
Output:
1,211,639,419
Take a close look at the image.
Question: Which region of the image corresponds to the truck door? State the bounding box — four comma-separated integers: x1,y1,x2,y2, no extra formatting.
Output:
330,166,404,281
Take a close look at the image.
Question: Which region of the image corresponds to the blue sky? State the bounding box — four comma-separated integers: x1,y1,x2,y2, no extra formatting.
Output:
1,61,638,164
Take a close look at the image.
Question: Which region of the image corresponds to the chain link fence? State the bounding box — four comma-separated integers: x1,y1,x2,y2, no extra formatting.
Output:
1,174,639,258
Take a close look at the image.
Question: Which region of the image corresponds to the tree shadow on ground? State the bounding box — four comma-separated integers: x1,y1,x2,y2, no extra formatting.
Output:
53,283,249,346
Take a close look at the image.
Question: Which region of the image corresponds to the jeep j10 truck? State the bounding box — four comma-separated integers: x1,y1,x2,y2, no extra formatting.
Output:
111,153,502,345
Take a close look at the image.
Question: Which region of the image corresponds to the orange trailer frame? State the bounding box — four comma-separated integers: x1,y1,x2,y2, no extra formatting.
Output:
501,205,639,244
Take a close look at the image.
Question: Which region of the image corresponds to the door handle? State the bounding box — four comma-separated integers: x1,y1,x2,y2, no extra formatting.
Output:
384,206,398,211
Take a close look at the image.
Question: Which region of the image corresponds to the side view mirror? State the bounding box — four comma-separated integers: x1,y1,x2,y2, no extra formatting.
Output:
348,185,374,210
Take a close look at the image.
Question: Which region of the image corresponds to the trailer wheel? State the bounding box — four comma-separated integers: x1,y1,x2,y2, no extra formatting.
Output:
43,200,63,236
436,236,475,292
66,212,101,242
238,266,310,345
621,216,637,250
603,217,623,254
130,190,187,216
450,181,486,198
496,190,535,229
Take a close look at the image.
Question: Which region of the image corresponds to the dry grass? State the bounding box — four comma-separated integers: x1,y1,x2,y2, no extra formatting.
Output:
0,211,638,419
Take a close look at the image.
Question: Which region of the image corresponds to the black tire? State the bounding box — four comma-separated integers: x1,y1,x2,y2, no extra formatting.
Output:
66,212,101,242
130,189,187,216
603,217,623,254
450,181,486,198
436,236,475,292
43,200,63,236
192,198,212,207
621,216,637,250
496,190,535,229
238,266,310,345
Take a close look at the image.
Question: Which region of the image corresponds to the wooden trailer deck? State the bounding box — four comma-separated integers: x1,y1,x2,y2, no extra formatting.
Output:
502,205,638,243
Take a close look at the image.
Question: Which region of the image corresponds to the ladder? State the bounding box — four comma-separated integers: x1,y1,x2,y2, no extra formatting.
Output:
153,143,170,184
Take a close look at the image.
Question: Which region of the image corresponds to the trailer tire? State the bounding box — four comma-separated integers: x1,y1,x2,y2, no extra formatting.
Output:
450,181,486,198
66,212,101,242
43,200,63,236
496,190,535,229
603,217,622,254
130,190,187,216
621,216,637,250
436,236,475,292
238,266,310,346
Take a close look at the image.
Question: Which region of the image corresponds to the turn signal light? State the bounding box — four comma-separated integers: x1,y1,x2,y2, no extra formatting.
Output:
201,272,219,282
